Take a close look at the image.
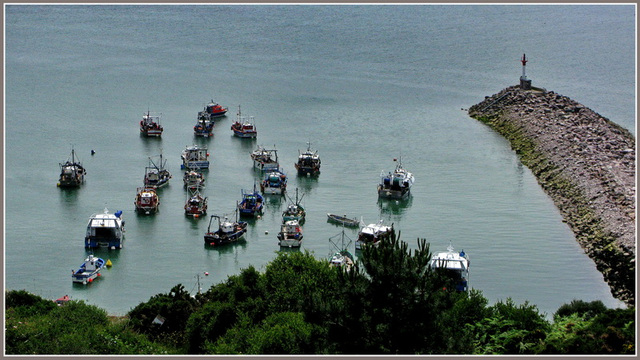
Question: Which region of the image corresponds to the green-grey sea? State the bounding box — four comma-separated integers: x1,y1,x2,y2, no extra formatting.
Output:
5,4,634,315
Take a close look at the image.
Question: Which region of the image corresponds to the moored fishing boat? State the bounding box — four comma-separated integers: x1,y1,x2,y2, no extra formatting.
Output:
231,105,258,138
251,145,279,172
378,157,415,199
294,142,321,176
204,210,248,246
327,213,360,228
140,111,163,137
58,147,86,187
198,99,228,121
194,118,214,137
355,220,393,250
260,168,287,195
282,188,305,222
134,187,160,215
144,153,172,189
237,186,264,218
185,188,208,217
71,255,105,285
181,145,210,170
429,242,470,292
277,220,303,248
183,170,205,189
329,229,355,270
85,208,125,250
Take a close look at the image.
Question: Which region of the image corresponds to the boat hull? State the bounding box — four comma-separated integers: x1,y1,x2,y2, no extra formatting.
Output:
377,185,411,199
295,165,320,176
204,226,248,246
141,129,163,137
135,204,159,214
233,130,257,138
327,213,360,227
253,161,279,172
85,237,123,249
278,238,302,248
72,270,101,284
238,207,263,217
182,161,210,170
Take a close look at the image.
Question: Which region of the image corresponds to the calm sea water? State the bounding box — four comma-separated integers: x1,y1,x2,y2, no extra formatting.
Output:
5,5,634,316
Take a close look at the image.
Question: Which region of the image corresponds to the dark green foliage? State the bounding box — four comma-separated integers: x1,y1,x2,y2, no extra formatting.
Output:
6,242,634,355
537,307,634,354
185,301,238,353
127,284,198,347
436,289,491,353
554,299,607,319
5,289,57,317
325,232,460,354
468,298,549,354
5,290,174,354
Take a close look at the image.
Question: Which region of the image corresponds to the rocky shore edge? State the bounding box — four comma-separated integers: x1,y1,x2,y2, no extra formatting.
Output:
468,86,635,305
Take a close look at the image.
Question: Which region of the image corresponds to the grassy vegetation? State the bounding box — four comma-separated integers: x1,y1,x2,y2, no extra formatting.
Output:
6,232,635,355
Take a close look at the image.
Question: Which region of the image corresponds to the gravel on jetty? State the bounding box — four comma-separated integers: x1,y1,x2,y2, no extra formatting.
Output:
468,85,635,305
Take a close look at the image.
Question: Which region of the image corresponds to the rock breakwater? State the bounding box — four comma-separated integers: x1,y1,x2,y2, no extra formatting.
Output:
468,86,635,305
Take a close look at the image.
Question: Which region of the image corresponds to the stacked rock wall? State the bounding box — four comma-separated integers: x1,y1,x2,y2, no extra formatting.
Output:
469,86,635,305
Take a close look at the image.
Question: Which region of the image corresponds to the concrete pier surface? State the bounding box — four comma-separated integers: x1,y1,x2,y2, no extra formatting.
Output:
468,86,635,305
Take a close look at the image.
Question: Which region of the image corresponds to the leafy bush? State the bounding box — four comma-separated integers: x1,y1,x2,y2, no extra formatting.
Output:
127,284,198,347
468,298,549,354
554,299,607,319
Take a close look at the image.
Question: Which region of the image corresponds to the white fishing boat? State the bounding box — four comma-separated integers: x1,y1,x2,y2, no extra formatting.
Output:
71,255,105,285
429,242,470,292
282,188,306,222
329,228,355,270
260,168,287,195
144,153,172,189
231,105,258,138
183,170,205,189
134,187,160,215
295,142,321,176
185,188,208,217
251,145,279,172
181,145,210,170
204,210,248,247
378,157,415,199
85,208,125,250
58,147,86,187
355,220,393,250
277,220,303,248
140,110,163,137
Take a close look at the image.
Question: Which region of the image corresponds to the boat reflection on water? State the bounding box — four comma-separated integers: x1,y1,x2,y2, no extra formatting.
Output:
204,238,248,254
277,246,301,254
377,195,413,215
294,173,320,195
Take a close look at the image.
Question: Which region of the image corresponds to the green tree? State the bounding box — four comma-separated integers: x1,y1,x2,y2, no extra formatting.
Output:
327,232,458,354
468,298,548,354
127,284,198,348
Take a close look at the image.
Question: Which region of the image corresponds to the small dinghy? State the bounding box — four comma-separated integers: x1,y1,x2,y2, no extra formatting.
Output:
71,255,105,285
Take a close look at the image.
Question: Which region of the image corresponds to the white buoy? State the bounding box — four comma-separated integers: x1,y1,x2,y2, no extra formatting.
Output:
265,230,269,234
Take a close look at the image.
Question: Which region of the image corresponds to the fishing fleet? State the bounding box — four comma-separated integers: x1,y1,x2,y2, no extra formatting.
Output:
57,99,467,292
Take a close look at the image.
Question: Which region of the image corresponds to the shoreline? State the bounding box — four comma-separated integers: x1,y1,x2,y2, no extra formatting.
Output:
468,86,635,305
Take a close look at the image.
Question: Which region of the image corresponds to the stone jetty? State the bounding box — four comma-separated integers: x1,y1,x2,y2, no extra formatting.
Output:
468,85,635,305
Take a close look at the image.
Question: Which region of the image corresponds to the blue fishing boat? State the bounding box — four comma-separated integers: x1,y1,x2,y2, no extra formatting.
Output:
71,255,105,285
237,186,264,218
